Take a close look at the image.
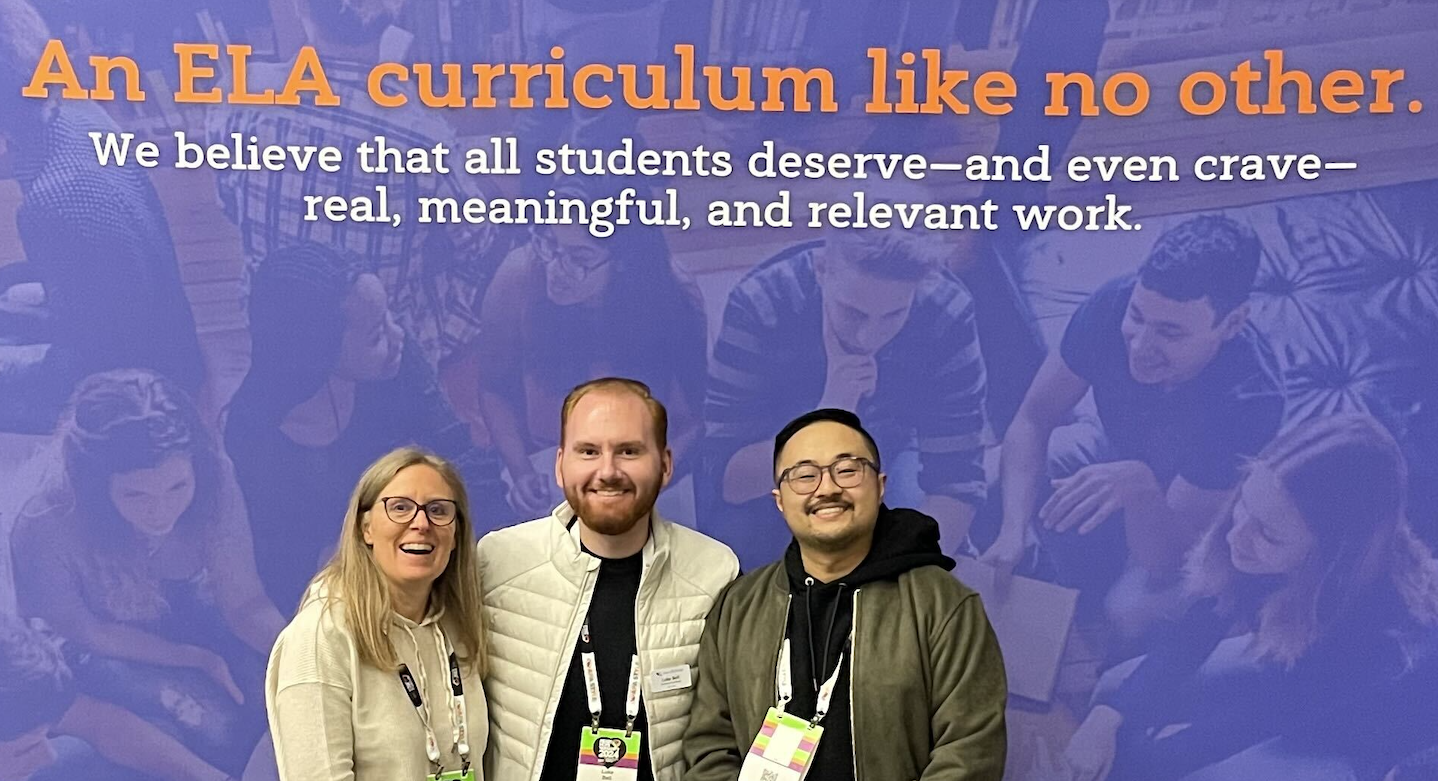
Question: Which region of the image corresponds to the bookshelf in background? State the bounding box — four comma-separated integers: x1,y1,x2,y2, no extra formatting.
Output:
707,0,817,66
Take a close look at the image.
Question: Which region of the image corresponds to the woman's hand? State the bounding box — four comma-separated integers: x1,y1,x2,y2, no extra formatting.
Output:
1063,705,1123,781
183,646,245,705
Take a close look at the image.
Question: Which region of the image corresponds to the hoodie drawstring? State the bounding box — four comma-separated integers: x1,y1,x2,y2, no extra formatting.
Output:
804,577,817,691
431,623,448,702
804,576,848,693
400,623,430,702
821,583,845,691
400,620,466,764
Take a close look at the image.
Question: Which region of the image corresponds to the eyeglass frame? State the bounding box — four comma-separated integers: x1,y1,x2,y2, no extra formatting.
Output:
774,456,879,494
530,226,613,280
374,496,461,527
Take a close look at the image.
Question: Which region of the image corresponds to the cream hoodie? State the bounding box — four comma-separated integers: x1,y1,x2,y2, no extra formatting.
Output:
267,594,489,781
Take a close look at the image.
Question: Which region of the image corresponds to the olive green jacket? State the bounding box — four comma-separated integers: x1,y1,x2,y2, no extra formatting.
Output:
681,561,1008,781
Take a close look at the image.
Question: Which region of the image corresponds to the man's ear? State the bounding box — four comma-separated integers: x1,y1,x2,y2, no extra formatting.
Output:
772,488,784,514
1218,301,1250,340
813,241,834,282
660,447,675,490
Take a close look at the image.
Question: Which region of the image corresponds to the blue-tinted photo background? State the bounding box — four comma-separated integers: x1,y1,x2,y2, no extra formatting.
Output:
1,0,1436,779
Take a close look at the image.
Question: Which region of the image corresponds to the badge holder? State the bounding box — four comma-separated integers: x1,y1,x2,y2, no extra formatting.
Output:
738,639,844,781
578,725,643,780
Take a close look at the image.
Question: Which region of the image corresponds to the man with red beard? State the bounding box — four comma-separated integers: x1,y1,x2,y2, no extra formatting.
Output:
477,378,739,781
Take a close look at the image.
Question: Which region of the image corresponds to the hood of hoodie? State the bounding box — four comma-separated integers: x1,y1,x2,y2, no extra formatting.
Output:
782,504,956,590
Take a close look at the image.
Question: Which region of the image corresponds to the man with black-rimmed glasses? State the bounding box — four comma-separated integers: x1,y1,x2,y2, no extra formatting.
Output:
702,216,992,569
683,408,1008,781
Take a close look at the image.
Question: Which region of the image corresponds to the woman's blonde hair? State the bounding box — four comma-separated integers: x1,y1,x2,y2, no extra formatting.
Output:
309,447,487,674
1186,413,1438,666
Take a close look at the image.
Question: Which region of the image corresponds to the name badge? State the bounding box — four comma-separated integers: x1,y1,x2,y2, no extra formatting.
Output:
577,727,643,781
738,707,824,781
427,769,475,781
650,664,692,693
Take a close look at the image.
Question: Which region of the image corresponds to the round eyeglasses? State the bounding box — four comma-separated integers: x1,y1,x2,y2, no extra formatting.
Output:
532,227,612,279
776,457,876,495
377,496,459,526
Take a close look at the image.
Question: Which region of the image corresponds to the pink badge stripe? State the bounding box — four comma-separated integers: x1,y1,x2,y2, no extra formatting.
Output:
579,755,640,769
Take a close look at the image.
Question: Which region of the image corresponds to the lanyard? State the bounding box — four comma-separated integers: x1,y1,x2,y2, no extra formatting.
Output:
579,620,643,735
396,625,471,771
774,637,847,728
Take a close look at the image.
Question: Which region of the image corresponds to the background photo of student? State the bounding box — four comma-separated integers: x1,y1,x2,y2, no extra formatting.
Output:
0,0,1435,779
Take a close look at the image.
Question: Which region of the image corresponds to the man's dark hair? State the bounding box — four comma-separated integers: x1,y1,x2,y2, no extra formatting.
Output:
1138,215,1261,320
0,615,75,740
773,408,881,476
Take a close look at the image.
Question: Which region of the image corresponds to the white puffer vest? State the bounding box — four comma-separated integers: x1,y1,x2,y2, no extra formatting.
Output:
477,504,739,781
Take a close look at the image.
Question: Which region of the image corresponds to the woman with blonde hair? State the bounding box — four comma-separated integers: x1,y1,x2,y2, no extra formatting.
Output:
1061,413,1438,781
266,447,489,781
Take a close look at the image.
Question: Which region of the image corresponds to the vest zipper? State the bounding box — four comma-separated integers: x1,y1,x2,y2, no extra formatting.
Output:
533,567,595,781
636,551,655,773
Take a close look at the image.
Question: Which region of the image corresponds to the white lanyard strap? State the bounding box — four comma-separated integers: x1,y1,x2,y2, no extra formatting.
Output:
772,637,847,727
775,639,793,712
436,625,471,764
812,652,845,727
580,622,644,733
398,625,470,771
397,663,442,768
623,654,643,733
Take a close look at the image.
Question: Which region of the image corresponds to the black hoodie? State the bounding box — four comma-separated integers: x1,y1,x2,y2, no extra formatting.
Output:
781,505,956,781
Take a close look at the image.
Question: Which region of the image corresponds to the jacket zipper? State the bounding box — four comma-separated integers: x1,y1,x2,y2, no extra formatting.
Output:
850,588,861,781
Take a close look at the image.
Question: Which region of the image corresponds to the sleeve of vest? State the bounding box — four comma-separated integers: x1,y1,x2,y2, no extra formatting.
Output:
680,583,744,781
921,593,1008,781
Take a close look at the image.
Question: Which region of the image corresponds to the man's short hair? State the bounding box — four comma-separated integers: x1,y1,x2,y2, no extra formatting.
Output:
0,616,75,740
828,229,945,283
560,377,669,451
821,180,948,283
1138,215,1261,319
772,408,881,477
0,0,52,132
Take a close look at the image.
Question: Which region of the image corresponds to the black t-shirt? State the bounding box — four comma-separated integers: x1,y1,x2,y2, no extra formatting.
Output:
538,546,652,781
1060,275,1284,490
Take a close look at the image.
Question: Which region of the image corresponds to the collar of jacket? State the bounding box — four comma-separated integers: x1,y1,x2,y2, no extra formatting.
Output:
546,500,670,581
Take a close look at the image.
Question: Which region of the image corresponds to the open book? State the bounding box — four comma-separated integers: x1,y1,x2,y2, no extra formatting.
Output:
953,556,1078,704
